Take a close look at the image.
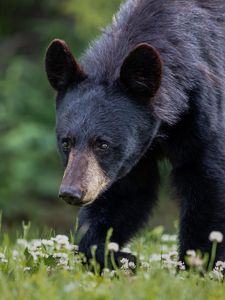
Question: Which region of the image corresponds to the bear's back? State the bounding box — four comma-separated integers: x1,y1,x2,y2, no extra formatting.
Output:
81,0,225,124
82,0,225,81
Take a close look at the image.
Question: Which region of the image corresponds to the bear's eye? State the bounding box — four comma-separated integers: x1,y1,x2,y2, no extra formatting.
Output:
95,140,110,152
62,138,72,152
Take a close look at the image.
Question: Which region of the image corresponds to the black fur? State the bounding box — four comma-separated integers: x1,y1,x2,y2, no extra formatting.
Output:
45,0,225,268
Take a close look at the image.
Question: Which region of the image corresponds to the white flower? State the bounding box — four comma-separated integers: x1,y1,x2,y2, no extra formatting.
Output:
160,245,170,252
128,262,136,269
108,242,119,252
28,240,42,252
41,239,54,247
187,255,203,267
186,250,196,257
120,258,128,264
52,235,69,245
0,253,8,264
53,252,68,259
59,243,75,251
73,245,79,251
216,261,225,270
0,253,5,259
209,231,223,243
162,254,170,261
110,270,117,278
24,267,31,272
102,268,110,275
12,250,20,260
120,258,129,269
121,247,131,253
102,268,117,278
163,258,177,269
177,261,186,270
210,268,224,281
31,240,42,249
29,252,38,261
141,261,150,270
17,239,28,247
87,271,94,277
149,254,161,262
168,251,178,258
161,234,177,242
51,235,75,250
53,252,69,266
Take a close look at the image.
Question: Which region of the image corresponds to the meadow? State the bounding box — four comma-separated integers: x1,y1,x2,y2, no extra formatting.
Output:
1,1,225,299
0,217,225,300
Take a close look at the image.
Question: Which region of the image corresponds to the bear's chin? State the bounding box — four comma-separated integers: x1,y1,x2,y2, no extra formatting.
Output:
62,196,95,207
61,196,83,207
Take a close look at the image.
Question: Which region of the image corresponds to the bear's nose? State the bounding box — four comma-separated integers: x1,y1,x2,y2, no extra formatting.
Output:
59,186,84,206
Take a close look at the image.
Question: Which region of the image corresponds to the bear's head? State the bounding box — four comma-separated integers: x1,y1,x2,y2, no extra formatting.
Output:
45,39,162,206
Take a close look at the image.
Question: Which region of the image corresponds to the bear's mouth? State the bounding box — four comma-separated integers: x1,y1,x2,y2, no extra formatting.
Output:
59,193,96,207
59,193,84,207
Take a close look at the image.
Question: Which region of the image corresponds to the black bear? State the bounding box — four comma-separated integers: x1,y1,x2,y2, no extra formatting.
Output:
45,0,225,267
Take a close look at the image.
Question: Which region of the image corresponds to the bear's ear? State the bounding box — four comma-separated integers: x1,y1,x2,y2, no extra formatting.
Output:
45,39,87,91
120,43,162,100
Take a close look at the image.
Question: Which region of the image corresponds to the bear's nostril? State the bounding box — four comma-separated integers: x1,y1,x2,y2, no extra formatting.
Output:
59,186,84,206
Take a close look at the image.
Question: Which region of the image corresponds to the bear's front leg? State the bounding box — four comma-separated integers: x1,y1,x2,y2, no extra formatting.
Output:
77,196,138,269
173,157,225,267
76,153,159,269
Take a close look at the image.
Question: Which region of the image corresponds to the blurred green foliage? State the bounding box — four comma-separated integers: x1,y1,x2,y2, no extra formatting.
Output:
63,0,121,49
0,0,176,230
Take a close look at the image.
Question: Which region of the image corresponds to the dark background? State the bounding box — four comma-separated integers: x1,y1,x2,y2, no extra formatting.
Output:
0,0,178,233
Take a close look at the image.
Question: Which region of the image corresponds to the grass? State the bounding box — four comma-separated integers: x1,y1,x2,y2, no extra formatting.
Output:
0,222,225,300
